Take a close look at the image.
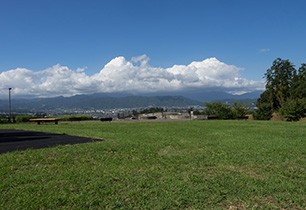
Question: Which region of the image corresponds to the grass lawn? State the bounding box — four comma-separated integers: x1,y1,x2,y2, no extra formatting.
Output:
1,120,306,209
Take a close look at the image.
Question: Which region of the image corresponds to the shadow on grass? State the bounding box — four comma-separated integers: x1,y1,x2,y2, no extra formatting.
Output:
0,129,103,154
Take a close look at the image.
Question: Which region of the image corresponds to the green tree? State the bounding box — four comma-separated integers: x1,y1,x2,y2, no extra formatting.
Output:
264,58,296,110
255,59,306,121
290,63,306,99
253,103,273,120
205,102,233,120
278,98,306,121
231,102,249,119
257,89,273,107
139,107,164,114
188,107,202,115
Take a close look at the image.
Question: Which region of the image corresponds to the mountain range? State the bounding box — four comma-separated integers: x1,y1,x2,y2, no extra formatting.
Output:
0,90,262,112
0,95,203,112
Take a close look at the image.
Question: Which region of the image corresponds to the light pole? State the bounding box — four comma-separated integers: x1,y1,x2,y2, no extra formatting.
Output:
8,88,11,123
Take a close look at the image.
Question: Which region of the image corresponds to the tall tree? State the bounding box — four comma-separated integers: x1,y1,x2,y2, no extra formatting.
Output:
290,63,306,99
256,59,306,121
263,58,296,110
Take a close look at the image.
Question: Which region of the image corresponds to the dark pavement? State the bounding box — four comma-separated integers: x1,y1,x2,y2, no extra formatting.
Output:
0,129,103,154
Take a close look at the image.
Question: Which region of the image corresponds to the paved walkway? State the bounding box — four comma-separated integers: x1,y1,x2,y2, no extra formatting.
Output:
0,129,103,154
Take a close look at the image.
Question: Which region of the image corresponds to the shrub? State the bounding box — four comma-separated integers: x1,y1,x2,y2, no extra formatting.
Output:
0,118,9,123
253,103,273,120
205,102,234,120
15,115,35,122
232,102,249,119
139,107,164,114
61,115,93,121
278,98,306,121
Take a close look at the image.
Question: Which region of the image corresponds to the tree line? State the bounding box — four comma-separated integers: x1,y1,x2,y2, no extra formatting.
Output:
204,58,306,121
255,58,306,121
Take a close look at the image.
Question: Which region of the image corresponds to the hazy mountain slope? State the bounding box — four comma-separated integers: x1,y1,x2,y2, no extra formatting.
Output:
0,95,203,112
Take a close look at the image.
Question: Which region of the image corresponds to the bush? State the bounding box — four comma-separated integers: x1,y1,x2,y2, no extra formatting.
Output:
61,115,93,121
15,115,35,122
0,118,9,123
232,102,249,119
139,107,164,114
193,110,204,115
188,108,204,115
205,102,234,120
278,98,306,121
253,103,273,120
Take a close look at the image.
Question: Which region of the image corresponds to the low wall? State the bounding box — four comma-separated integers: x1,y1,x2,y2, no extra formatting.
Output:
138,112,208,120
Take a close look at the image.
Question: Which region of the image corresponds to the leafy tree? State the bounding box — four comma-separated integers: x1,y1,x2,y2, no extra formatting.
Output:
257,89,272,107
187,108,203,115
139,107,164,114
205,102,233,120
193,110,203,115
278,98,306,121
231,102,249,118
264,58,296,110
290,63,306,99
255,59,306,121
253,103,273,120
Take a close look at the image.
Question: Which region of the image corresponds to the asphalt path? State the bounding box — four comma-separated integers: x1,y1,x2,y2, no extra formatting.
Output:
0,129,103,154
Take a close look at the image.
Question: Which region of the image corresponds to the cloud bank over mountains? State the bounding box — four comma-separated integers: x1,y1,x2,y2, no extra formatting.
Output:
0,55,264,99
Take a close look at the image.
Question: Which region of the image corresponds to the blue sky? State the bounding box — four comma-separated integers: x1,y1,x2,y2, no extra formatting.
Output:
0,0,305,98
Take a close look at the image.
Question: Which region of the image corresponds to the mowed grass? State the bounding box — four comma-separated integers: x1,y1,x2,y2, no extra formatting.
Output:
1,120,306,209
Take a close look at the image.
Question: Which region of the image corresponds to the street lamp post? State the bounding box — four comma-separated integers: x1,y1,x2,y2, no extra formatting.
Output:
8,88,12,123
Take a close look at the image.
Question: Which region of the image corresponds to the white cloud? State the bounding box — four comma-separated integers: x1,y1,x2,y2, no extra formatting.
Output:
76,67,87,72
131,54,150,66
0,55,265,98
259,48,271,52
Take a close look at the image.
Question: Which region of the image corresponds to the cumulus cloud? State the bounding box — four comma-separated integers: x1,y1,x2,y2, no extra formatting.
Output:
0,55,264,98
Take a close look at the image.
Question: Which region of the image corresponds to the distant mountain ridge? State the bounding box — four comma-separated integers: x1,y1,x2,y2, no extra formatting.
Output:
0,89,263,112
0,95,204,112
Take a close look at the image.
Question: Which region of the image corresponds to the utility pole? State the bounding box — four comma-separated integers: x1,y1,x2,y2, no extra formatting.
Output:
8,88,11,123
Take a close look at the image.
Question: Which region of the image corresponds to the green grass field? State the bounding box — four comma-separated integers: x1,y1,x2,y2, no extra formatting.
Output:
1,120,306,209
